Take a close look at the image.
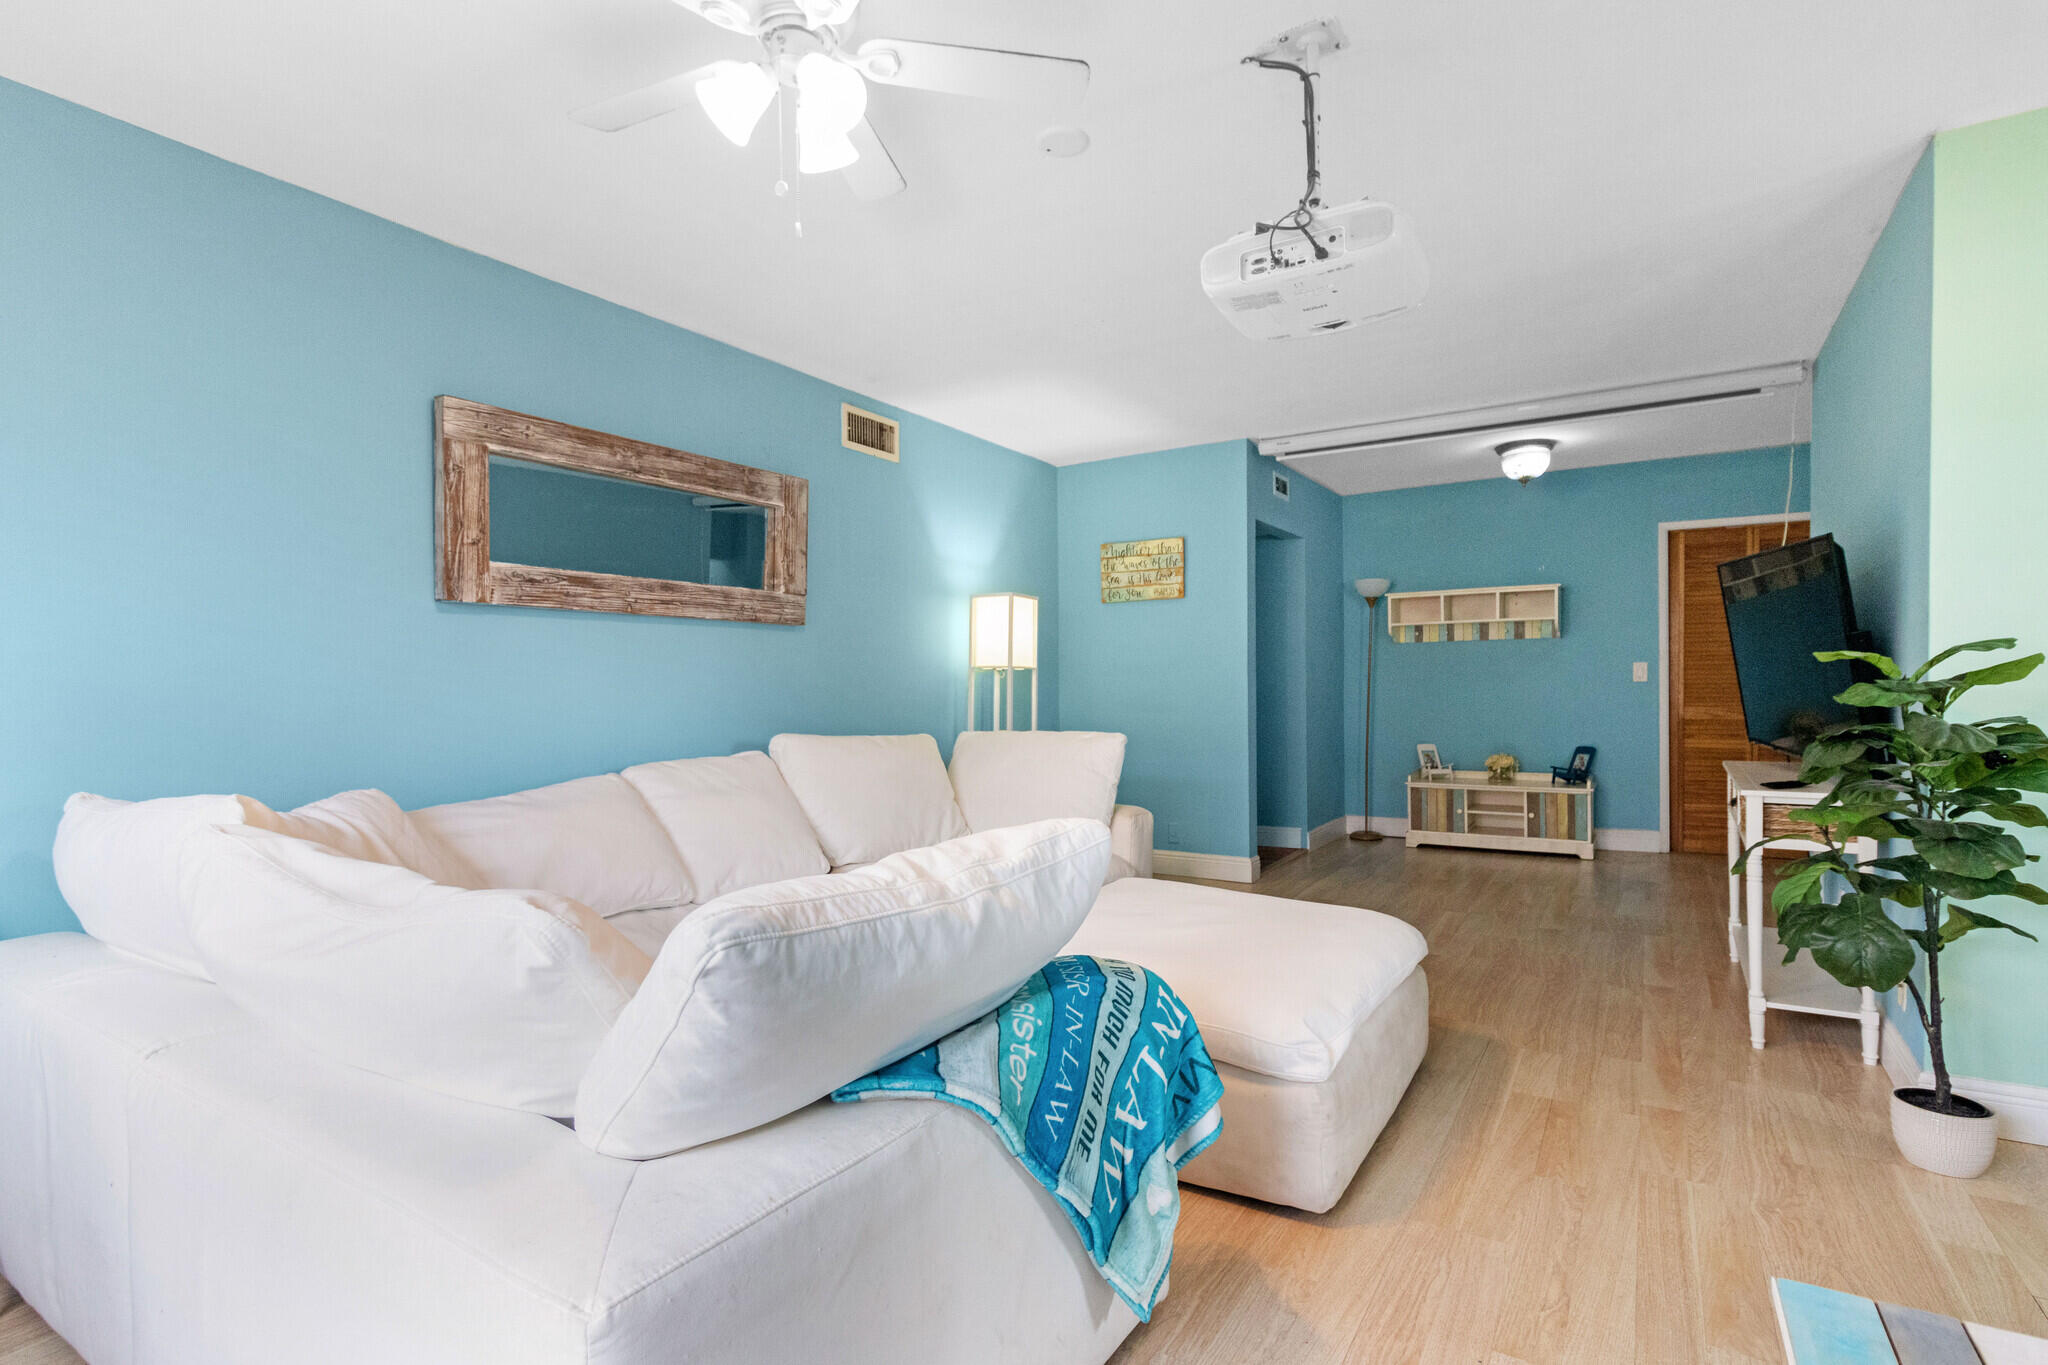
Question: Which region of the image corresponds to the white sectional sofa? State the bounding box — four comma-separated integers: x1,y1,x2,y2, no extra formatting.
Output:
0,731,1427,1364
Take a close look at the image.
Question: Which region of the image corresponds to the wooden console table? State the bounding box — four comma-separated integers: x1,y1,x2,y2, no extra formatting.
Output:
1405,770,1595,859
1725,761,1879,1062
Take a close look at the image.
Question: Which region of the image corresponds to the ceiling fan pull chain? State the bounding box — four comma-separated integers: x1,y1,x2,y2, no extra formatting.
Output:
773,85,804,237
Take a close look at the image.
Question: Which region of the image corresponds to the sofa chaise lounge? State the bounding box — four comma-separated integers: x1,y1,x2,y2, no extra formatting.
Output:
0,731,1427,1364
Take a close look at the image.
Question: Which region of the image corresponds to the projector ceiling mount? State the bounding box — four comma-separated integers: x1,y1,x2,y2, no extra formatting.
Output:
1243,17,1350,262
1200,17,1428,340
570,0,1089,216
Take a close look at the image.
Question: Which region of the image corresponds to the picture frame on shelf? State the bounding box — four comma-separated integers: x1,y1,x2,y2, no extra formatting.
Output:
1417,743,1447,778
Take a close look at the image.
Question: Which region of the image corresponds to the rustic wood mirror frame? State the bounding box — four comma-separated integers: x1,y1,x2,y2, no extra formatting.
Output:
434,396,808,624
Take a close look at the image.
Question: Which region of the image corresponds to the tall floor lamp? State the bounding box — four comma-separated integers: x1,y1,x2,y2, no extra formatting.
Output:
1350,577,1392,842
967,592,1038,731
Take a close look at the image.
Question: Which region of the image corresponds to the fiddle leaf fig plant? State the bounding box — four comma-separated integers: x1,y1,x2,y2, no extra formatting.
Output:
1732,639,2048,1115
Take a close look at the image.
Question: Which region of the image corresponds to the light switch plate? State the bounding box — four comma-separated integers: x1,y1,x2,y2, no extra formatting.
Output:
1632,661,1649,682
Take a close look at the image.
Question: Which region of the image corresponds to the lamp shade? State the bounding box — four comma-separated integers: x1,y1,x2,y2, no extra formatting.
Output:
1355,577,1391,600
695,60,778,147
970,593,1038,670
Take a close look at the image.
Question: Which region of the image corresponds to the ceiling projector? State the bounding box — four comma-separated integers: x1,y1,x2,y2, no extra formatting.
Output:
1202,18,1427,340
1200,199,1428,339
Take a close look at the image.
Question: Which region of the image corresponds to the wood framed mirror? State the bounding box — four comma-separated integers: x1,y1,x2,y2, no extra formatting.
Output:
434,397,807,624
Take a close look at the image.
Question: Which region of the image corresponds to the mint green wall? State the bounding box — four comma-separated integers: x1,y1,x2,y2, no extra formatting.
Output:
1926,105,2048,1090
1056,441,1256,858
0,77,1057,940
1341,448,1808,832
1812,148,1933,669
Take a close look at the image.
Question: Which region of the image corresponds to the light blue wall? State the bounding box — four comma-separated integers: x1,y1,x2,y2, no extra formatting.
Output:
1249,454,1347,835
0,77,1057,940
1809,147,1936,1062
1811,147,1933,668
1341,448,1810,831
1056,442,1256,858
1254,532,1307,835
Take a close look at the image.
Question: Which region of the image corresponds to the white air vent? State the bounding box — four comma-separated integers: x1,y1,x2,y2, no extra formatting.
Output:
842,404,900,462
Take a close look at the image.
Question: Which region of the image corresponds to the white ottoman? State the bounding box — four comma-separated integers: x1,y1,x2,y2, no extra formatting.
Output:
1063,876,1429,1214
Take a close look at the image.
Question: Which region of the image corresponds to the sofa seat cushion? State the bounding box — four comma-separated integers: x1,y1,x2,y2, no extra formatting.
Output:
410,773,692,916
1061,876,1428,1084
0,934,1138,1365
621,752,828,901
767,734,968,866
947,730,1127,833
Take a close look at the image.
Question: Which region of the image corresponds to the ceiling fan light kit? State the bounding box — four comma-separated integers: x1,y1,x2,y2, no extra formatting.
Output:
695,60,778,146
571,0,1089,207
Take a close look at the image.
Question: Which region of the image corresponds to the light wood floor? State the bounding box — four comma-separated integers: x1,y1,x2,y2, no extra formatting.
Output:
1109,841,2048,1364
3,841,2044,1363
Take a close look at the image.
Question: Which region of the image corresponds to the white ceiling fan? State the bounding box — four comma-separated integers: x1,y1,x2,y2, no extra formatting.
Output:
571,0,1090,201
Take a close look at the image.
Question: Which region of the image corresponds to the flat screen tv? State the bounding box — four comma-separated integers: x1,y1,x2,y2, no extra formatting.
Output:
1717,533,1868,755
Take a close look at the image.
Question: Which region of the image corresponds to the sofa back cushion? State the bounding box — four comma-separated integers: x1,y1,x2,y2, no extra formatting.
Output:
241,788,472,885
54,792,248,975
180,824,651,1115
620,752,828,902
767,734,969,866
574,818,1110,1159
947,730,1127,833
53,788,456,977
410,773,691,915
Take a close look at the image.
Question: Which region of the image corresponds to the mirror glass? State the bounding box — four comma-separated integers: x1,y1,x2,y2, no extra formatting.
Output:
487,455,769,591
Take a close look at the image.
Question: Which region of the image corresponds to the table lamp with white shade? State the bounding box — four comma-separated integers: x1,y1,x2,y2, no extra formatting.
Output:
1351,577,1392,842
968,592,1038,731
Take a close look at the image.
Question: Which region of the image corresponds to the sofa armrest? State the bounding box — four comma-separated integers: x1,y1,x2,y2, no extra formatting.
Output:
1107,804,1153,882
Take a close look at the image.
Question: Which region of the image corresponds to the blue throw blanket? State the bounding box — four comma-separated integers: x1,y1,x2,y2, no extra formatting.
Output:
832,955,1224,1321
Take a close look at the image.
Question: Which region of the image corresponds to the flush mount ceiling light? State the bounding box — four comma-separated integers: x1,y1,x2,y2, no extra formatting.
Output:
571,0,1089,206
1496,440,1555,485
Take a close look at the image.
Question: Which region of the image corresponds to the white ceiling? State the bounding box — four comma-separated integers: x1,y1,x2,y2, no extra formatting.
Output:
5,1,2047,477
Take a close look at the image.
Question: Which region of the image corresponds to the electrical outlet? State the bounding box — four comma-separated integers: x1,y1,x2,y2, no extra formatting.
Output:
1632,661,1649,683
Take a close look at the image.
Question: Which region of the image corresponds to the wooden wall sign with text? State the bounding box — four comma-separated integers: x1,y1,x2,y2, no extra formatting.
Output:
1101,537,1186,603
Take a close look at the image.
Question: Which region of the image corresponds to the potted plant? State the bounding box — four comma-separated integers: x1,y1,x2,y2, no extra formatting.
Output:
1735,638,2046,1178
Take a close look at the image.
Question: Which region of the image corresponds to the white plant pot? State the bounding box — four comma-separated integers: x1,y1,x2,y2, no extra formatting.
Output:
1891,1088,1998,1178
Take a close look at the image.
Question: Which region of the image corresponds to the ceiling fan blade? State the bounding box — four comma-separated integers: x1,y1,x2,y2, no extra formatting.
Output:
852,39,1089,103
570,64,722,132
842,118,907,199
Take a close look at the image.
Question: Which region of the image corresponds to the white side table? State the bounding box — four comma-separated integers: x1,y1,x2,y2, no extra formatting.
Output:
1724,761,1880,1064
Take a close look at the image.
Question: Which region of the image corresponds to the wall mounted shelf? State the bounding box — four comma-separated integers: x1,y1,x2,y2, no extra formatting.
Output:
1386,583,1560,642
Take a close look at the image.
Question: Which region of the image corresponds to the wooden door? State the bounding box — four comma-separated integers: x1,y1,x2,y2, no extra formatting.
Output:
1668,520,1809,852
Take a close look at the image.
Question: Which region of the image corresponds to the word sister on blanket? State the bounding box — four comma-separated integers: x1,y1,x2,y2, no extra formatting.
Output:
833,955,1224,1320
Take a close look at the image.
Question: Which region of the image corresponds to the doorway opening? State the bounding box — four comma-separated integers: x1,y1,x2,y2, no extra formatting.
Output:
1664,515,1810,852
1253,523,1308,866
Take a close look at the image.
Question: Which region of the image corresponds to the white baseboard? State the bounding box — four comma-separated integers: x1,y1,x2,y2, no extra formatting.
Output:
1308,816,1350,849
1882,1014,2048,1146
1153,850,1261,883
1342,815,1657,853
1881,1014,1922,1091
1256,825,1304,849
